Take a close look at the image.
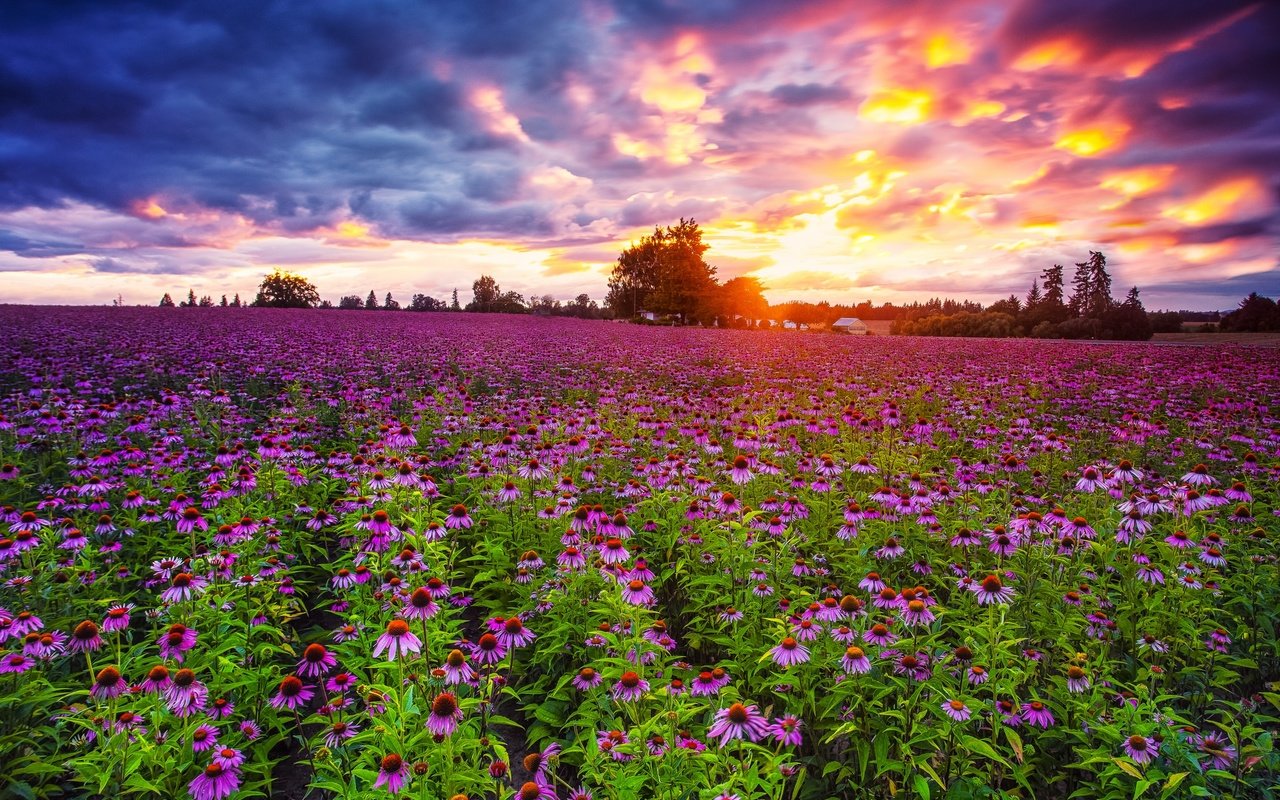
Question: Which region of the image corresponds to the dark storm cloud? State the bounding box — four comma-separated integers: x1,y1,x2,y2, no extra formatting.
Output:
769,82,851,106
0,0,592,238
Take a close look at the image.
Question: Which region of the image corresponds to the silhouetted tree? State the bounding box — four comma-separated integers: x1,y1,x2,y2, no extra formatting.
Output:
184,289,197,308
158,293,175,307
450,289,461,311
338,295,363,310
220,294,228,307
409,294,445,311
383,292,399,310
606,218,717,322
365,290,378,310
1220,292,1280,332
252,270,320,308
471,275,501,312
231,293,242,307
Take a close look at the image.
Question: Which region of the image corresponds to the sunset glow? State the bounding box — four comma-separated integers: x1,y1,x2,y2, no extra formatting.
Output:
0,1,1275,308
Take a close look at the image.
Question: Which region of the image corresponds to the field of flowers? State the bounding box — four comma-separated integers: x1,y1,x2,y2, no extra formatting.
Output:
0,306,1277,800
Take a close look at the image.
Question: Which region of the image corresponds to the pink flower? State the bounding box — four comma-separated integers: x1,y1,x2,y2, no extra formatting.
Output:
708,703,770,747
188,763,240,800
374,753,410,794
769,637,809,667
373,620,422,661
426,692,463,736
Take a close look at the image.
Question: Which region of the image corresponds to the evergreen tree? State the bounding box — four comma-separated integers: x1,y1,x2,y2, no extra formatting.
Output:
1041,264,1065,306
384,292,399,310
220,294,228,307
366,290,378,310
450,289,461,311
1025,279,1042,308
158,293,175,307
232,293,241,307
185,288,197,308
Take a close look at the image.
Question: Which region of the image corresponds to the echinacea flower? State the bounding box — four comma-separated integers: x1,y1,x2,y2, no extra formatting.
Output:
769,637,810,667
840,646,871,674
941,699,971,722
612,671,649,702
1021,701,1055,728
572,666,603,691
69,620,103,653
91,666,126,700
497,617,536,649
426,692,463,736
770,715,803,746
373,619,422,661
324,720,359,748
190,723,219,753
159,624,199,661
297,643,337,677
972,574,1015,605
270,676,314,711
188,762,240,800
374,753,410,794
1122,734,1156,765
707,702,770,746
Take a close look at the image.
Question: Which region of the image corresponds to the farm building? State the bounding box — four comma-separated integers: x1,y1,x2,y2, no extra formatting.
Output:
831,317,869,334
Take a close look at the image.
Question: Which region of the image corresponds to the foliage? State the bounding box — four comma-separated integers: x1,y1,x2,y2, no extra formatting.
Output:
252,270,320,308
1,307,1277,800
1220,293,1280,332
606,218,718,321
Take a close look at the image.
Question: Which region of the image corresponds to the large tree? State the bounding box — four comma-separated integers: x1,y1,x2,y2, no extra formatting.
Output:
471,275,501,312
252,270,320,308
606,218,717,321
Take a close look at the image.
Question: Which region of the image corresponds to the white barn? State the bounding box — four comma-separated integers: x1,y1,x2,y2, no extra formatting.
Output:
831,317,869,334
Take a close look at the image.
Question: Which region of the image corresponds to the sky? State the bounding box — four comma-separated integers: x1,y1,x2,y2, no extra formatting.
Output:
1,0,1277,310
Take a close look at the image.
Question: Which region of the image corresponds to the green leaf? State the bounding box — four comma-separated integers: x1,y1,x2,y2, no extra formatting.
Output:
913,774,932,800
961,735,1010,767
1161,772,1189,796
1113,758,1144,780
1134,779,1154,799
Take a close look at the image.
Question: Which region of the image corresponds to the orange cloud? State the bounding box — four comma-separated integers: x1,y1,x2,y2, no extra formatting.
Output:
1054,123,1130,157
1161,177,1270,226
1100,165,1176,197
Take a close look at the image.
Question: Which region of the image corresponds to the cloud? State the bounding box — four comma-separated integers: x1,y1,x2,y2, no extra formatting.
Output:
0,0,1274,307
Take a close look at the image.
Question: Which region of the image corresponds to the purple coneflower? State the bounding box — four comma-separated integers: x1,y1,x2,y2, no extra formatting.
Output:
621,579,655,606
0,652,36,673
374,753,410,794
324,720,359,748
188,762,240,800
102,604,133,633
941,699,971,722
297,643,337,677
901,600,936,627
212,747,245,770
1021,701,1055,728
441,649,475,685
972,574,1015,605
498,617,536,648
161,572,209,604
91,665,126,700
612,671,649,702
159,623,199,661
769,636,810,667
373,619,422,661
841,646,872,674
404,588,440,620
427,692,463,736
572,666,603,691
1065,665,1091,693
770,716,803,746
190,723,219,753
1122,734,1156,765
470,633,506,665
69,620,103,654
863,623,896,647
1193,732,1236,769
708,702,770,746
444,504,472,529
270,676,314,710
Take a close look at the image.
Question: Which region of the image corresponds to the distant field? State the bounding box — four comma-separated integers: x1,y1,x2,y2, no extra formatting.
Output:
864,319,894,335
1153,331,1280,346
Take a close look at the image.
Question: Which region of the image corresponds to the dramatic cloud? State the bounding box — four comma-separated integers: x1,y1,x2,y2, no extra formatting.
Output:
0,0,1276,309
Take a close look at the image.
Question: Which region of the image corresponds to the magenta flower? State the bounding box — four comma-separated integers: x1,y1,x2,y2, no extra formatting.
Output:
0,652,36,674
972,574,1015,605
69,620,103,654
297,643,337,677
102,604,133,633
1122,734,1156,765
161,572,209,604
269,676,314,711
190,723,219,753
444,504,472,529
373,619,422,661
159,623,199,661
426,692,463,736
941,699,971,722
769,637,810,667
840,646,872,674
1021,701,1055,728
90,666,126,700
497,617,536,648
707,702,770,747
188,763,240,800
572,666,603,691
612,671,649,702
770,716,803,746
621,579,655,606
324,720,359,748
374,753,410,794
